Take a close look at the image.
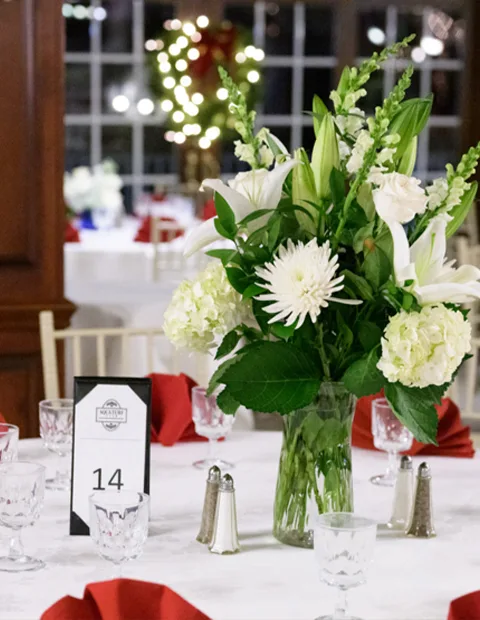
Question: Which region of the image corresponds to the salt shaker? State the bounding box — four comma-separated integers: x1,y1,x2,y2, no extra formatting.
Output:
209,473,240,554
197,465,221,544
388,455,414,530
406,462,436,538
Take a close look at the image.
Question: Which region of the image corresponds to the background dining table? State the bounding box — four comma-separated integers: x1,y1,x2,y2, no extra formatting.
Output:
2,432,478,620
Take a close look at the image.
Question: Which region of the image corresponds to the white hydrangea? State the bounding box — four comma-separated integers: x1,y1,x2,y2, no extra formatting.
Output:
346,130,374,174
163,262,249,353
377,305,471,388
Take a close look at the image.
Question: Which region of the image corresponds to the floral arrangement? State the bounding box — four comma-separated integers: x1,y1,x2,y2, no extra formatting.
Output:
147,16,263,149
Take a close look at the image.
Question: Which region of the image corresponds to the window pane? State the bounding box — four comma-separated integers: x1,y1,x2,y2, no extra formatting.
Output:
302,125,317,157
303,69,334,112
263,68,292,114
431,70,462,115
224,5,254,30
269,126,291,154
265,5,293,56
144,127,178,175
102,1,133,53
102,127,132,174
102,65,134,114
144,2,174,41
305,6,334,56
427,9,465,59
357,10,386,57
65,9,91,52
429,126,460,171
66,65,90,114
65,126,90,169
122,185,134,215
397,11,423,44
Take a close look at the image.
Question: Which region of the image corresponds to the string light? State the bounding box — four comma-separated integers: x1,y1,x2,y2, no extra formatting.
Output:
164,130,175,142
168,44,180,56
187,48,200,61
191,93,204,105
191,32,202,43
176,59,188,71
170,19,182,30
164,20,172,30
182,22,196,36
253,48,265,61
137,98,155,115
72,5,88,19
111,95,130,113
156,40,164,50
180,76,192,87
216,88,228,100
145,39,157,51
235,52,247,63
62,4,74,18
163,77,176,89
161,100,174,112
245,45,256,58
184,102,199,116
206,126,221,140
183,124,194,136
411,46,427,63
176,36,189,49
159,62,171,73
93,7,107,21
199,137,211,149
157,52,168,63
173,110,185,123
247,70,260,83
174,132,186,144
191,124,202,135
421,36,444,56
196,15,209,28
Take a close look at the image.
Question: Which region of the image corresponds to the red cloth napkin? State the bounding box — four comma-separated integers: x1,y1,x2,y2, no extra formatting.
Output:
41,579,211,620
134,216,184,243
148,373,207,446
448,591,480,620
0,414,6,424
201,199,216,220
65,221,80,243
353,393,475,457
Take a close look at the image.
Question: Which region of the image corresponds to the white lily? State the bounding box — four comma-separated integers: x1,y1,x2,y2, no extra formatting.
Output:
387,214,480,304
184,160,299,256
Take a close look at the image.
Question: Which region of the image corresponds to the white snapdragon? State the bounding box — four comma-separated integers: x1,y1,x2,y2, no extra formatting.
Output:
426,177,469,213
346,130,374,174
163,262,249,353
335,107,365,138
370,171,428,224
426,178,449,211
378,306,471,388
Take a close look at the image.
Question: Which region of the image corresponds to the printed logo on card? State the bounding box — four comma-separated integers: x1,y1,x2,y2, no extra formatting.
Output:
95,399,128,432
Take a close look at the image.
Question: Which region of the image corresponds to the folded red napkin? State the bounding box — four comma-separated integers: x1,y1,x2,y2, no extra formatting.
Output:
0,414,6,424
134,216,184,243
353,394,475,457
41,579,211,620
448,591,480,620
65,221,80,243
201,199,216,220
148,373,207,446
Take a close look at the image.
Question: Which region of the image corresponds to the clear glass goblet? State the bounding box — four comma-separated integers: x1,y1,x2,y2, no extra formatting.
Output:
39,399,73,491
314,512,377,620
191,387,235,470
0,461,46,572
89,490,149,577
0,423,19,462
370,398,413,487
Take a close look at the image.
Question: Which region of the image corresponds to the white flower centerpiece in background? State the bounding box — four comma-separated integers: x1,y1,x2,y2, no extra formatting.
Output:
164,40,480,548
64,159,124,230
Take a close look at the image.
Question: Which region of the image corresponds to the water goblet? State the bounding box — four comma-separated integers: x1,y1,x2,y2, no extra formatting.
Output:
314,512,377,620
39,399,73,491
0,461,46,572
89,490,149,577
0,423,19,462
191,386,235,470
370,398,413,486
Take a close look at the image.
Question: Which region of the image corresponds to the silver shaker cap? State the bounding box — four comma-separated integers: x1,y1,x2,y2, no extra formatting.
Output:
220,473,234,491
418,462,431,478
207,465,221,483
400,455,413,470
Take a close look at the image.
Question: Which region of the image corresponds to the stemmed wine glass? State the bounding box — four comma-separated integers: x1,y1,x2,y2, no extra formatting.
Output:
191,387,235,470
370,398,413,486
0,462,46,572
39,399,73,490
89,490,149,577
314,512,377,620
0,423,19,462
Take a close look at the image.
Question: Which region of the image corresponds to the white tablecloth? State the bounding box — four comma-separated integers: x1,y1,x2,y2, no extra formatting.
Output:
2,434,478,620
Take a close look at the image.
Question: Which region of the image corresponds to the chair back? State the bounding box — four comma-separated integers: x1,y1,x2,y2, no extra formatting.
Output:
150,218,186,281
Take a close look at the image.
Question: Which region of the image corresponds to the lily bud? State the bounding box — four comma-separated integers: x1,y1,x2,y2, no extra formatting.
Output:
292,148,318,234
311,113,340,200
397,136,417,176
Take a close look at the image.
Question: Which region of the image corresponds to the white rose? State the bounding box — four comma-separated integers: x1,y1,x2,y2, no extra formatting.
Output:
372,172,428,224
228,169,270,207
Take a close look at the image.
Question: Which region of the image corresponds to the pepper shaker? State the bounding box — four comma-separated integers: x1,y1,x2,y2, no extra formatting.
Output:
209,473,240,554
388,455,414,530
407,462,436,538
197,465,221,544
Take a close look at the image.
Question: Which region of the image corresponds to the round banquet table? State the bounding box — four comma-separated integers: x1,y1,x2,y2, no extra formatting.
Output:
2,434,479,620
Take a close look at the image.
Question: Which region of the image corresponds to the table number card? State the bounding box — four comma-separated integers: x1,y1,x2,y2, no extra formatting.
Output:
70,377,151,535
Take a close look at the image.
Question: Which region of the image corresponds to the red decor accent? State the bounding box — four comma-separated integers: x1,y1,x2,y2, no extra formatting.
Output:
448,591,480,620
189,25,238,80
148,373,207,446
64,221,80,243
0,414,6,424
41,579,211,620
353,394,475,458
134,216,184,243
201,199,216,220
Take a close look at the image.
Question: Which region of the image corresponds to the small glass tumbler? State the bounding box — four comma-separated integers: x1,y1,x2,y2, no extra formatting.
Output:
314,512,377,620
89,490,149,577
0,461,46,572
191,387,235,470
39,399,73,491
0,424,19,462
370,398,413,487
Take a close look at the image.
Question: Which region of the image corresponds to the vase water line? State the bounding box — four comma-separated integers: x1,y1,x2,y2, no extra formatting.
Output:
273,382,356,548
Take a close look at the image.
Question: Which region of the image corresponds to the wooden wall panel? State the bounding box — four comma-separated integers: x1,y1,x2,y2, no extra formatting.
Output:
0,0,74,436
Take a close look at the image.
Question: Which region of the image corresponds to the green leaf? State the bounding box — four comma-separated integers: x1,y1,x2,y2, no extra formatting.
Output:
215,192,236,232
215,330,241,360
364,245,391,290
402,292,415,310
268,216,282,252
316,418,349,451
279,203,317,221
270,321,297,341
330,168,346,208
242,283,265,299
336,66,350,97
353,222,375,254
312,94,329,137
384,382,439,445
397,136,417,176
358,321,382,352
252,298,270,334
374,227,394,264
342,348,384,397
225,267,250,294
220,342,321,414
341,270,374,301
390,96,433,160
265,132,284,157
207,355,244,396
357,183,375,221
216,387,241,415
446,181,478,238
302,410,324,450
238,209,273,227
214,217,236,241
206,249,240,266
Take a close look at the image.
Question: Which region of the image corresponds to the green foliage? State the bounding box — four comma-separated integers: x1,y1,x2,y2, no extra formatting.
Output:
341,270,374,301
216,387,241,415
215,329,241,360
390,96,433,160
312,95,329,136
446,181,478,238
341,348,385,397
364,245,391,290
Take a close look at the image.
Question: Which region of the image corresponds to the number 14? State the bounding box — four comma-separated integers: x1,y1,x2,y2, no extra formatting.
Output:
93,468,124,491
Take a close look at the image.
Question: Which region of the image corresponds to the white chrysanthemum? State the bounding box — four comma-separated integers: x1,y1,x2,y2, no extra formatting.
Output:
255,239,360,328
378,305,471,388
163,262,249,353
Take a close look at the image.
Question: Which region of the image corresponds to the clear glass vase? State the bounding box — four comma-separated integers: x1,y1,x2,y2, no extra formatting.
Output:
273,382,356,548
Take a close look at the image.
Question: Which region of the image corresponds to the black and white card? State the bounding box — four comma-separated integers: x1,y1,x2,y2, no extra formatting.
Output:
70,377,151,535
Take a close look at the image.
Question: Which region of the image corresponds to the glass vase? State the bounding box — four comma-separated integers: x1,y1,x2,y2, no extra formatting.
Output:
273,382,356,548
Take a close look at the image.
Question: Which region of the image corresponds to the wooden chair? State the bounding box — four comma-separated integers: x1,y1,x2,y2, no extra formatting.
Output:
39,310,210,399
150,218,187,282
